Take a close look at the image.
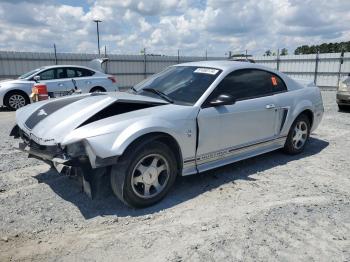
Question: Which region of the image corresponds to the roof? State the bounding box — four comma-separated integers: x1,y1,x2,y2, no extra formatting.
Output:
175,60,277,73
41,65,94,70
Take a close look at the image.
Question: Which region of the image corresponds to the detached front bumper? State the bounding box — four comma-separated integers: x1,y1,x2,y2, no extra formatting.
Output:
11,125,114,199
11,125,118,168
16,141,72,166
337,92,350,105
11,125,75,166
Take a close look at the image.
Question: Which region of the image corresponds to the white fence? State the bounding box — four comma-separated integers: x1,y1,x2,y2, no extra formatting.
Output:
0,51,349,88
253,53,350,88
0,51,223,88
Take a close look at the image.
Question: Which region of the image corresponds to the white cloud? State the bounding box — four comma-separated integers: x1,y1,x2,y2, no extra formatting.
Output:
139,17,151,32
0,0,349,56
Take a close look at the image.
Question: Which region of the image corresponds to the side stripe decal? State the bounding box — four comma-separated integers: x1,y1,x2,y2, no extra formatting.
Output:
184,136,287,166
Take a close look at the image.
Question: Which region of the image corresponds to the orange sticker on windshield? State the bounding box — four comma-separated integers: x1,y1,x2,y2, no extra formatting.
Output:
271,76,278,86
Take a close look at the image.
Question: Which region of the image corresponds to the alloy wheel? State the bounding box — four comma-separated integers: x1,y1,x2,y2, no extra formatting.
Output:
292,120,308,150
131,154,170,199
8,94,26,109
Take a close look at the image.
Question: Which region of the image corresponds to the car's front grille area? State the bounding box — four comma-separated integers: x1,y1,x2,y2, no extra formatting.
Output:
30,139,46,151
18,128,63,157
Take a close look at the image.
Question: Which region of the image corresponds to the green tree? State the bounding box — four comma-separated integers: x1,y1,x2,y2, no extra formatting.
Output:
264,50,272,56
280,48,288,56
294,41,350,54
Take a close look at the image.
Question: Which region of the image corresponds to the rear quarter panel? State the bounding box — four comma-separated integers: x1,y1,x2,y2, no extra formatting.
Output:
88,76,118,92
276,82,323,136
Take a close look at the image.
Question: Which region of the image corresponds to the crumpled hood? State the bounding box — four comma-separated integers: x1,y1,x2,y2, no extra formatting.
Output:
16,92,167,145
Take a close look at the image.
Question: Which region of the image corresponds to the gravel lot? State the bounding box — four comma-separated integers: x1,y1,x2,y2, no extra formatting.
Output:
0,90,349,262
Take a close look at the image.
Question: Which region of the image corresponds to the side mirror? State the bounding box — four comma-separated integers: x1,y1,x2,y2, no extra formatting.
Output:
210,94,235,106
33,75,40,82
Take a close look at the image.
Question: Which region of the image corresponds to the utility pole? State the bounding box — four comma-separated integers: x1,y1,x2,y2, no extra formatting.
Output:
53,43,57,65
93,19,102,56
337,50,345,87
143,48,147,79
314,51,320,85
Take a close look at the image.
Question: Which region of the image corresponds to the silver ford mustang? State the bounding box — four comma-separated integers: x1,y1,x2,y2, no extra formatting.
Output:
11,61,324,208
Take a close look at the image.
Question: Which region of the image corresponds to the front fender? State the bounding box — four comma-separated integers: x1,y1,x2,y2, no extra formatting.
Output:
112,119,181,154
84,118,196,161
0,83,32,106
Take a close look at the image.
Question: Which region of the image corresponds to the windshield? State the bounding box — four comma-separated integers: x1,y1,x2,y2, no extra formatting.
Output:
18,68,43,79
134,66,221,105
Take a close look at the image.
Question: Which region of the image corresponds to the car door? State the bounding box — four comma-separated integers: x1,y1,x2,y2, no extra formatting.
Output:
37,68,74,94
69,67,95,92
36,68,64,93
196,69,281,170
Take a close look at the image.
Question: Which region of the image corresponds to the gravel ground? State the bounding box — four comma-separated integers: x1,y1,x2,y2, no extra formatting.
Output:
0,90,349,262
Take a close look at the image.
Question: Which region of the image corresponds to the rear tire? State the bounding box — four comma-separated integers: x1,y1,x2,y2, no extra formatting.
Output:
4,91,30,111
283,114,310,155
110,140,177,208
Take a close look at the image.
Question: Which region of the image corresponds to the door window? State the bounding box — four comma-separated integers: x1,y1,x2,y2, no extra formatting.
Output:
56,68,67,79
75,68,94,77
67,68,76,78
207,69,287,104
38,69,55,80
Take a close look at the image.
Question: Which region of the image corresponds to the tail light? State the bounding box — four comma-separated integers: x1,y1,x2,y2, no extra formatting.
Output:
108,76,117,83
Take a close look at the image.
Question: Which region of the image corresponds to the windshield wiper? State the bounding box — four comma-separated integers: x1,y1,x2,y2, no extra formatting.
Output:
142,88,174,103
130,86,137,93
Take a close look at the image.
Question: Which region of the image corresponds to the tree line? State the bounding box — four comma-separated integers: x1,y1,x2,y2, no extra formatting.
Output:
294,41,350,55
263,41,350,56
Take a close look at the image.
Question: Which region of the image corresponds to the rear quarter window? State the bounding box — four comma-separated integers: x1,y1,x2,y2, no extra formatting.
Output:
75,68,95,77
270,74,287,93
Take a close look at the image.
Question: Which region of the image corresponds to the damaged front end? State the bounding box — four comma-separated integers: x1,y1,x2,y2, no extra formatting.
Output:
10,92,170,200
10,125,114,199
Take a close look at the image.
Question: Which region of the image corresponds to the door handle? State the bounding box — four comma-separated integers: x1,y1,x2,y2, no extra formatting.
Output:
86,81,92,84
265,104,276,109
58,83,64,87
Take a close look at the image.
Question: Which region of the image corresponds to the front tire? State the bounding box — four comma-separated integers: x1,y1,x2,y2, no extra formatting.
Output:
338,104,348,111
283,114,310,155
110,140,177,208
4,91,29,111
90,87,106,93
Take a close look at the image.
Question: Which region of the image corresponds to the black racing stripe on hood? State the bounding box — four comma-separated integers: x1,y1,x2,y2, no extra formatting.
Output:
25,96,87,130
78,101,166,128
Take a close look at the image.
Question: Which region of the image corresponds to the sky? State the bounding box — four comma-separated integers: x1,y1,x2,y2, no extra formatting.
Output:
0,0,349,56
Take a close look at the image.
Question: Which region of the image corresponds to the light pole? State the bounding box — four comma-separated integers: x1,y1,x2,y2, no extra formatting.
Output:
93,19,102,56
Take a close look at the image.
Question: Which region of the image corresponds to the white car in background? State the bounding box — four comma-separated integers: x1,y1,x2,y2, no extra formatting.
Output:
0,65,118,110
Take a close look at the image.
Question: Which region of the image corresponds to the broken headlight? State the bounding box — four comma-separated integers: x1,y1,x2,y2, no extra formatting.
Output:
66,142,86,157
